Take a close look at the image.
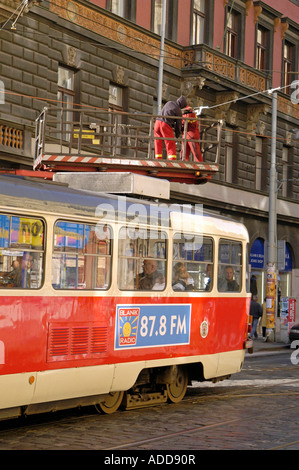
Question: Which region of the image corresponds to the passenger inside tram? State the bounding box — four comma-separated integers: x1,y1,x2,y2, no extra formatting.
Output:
172,262,194,291
218,265,239,292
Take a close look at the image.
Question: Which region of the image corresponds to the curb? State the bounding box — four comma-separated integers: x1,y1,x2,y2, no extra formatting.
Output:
246,344,290,357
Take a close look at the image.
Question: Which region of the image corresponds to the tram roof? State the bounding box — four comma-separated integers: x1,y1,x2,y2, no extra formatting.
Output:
0,176,248,239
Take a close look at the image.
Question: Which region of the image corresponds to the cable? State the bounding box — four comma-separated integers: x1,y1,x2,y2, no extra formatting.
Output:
0,0,28,32
0,88,297,145
195,85,291,115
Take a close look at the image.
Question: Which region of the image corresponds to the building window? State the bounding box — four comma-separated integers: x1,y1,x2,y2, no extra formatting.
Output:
255,137,263,190
109,83,123,112
58,66,75,108
107,0,136,21
57,66,75,141
225,128,233,183
152,0,178,41
282,40,295,91
225,9,239,59
281,146,289,198
192,0,206,45
256,25,267,71
109,83,126,155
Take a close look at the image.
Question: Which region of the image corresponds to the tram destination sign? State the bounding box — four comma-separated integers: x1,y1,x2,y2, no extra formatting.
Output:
115,304,191,350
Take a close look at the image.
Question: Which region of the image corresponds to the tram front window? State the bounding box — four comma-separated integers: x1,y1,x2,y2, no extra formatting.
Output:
218,240,242,292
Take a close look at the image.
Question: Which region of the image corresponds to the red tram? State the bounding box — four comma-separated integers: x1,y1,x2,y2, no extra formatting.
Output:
0,175,252,419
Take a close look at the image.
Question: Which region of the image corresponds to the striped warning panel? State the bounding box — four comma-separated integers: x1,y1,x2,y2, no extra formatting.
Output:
39,154,218,172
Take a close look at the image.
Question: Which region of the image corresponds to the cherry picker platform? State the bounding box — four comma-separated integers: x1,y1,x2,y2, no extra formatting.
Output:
33,107,221,185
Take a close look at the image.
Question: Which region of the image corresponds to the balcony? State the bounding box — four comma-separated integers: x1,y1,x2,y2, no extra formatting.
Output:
182,44,271,94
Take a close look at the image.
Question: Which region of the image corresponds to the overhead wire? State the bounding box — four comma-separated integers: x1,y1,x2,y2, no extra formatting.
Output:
0,88,297,145
0,0,29,32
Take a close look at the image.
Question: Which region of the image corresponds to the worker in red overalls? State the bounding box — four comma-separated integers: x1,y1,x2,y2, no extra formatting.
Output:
154,95,187,160
180,106,203,162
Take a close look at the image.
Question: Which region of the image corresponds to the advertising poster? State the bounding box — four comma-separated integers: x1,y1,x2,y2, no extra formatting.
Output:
288,298,296,332
266,268,276,329
115,304,191,350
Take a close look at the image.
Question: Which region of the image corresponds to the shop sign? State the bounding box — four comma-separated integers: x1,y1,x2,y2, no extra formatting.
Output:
250,238,264,269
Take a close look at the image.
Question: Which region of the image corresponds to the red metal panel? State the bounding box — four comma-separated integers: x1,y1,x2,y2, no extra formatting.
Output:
0,294,249,375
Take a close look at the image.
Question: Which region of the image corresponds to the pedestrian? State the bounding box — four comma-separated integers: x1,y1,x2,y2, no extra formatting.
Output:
250,294,263,339
154,95,187,160
180,105,203,162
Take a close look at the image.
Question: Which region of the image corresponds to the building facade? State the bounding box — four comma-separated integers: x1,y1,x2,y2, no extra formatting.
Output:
0,0,298,328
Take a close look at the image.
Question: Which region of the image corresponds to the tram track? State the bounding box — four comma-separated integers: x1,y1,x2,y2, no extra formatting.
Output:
104,401,298,450
0,365,297,450
103,378,299,450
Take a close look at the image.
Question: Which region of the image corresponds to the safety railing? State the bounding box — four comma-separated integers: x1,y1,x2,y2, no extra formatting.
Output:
34,106,222,170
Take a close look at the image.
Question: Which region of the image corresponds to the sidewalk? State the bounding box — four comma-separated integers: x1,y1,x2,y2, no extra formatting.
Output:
246,336,290,357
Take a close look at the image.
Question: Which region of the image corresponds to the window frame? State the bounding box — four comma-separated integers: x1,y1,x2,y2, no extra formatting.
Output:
191,0,206,45
224,127,233,184
217,238,242,293
0,213,45,289
57,65,76,142
172,233,214,292
224,4,245,61
225,9,239,58
52,220,112,290
118,226,168,291
151,0,178,42
255,25,267,71
255,136,263,191
282,39,296,91
106,0,136,22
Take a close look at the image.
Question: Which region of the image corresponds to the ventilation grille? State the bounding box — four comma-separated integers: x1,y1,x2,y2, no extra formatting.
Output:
47,322,108,362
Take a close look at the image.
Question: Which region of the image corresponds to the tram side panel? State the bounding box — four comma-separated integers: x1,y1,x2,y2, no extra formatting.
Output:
0,292,249,412
0,258,251,410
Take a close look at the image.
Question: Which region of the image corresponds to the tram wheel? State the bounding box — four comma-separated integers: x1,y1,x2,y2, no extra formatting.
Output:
166,366,188,403
95,391,124,414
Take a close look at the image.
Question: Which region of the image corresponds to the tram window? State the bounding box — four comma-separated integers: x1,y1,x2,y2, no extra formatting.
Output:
218,239,242,292
52,221,112,290
118,227,167,291
172,234,213,291
0,214,44,289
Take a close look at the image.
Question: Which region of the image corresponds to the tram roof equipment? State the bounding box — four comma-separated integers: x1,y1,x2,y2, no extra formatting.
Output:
33,107,221,186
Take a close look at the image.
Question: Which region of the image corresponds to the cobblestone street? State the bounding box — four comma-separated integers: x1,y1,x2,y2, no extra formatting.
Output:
0,344,297,452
